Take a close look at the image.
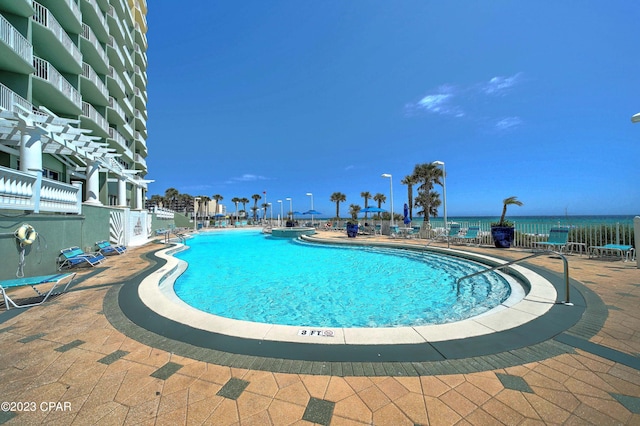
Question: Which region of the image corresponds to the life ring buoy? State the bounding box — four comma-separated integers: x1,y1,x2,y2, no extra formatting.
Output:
15,224,37,245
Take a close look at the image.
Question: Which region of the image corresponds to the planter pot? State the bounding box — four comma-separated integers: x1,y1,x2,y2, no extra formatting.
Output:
346,223,358,238
491,226,515,248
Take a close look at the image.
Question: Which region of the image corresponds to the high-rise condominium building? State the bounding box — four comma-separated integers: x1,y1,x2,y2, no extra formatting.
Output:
0,0,149,211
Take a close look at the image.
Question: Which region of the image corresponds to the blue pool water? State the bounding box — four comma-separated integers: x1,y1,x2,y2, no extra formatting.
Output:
173,230,512,328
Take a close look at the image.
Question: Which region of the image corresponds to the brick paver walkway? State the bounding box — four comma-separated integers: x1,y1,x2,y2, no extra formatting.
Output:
1,231,639,425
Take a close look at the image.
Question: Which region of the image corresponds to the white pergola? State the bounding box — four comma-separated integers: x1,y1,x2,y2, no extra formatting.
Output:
0,105,149,208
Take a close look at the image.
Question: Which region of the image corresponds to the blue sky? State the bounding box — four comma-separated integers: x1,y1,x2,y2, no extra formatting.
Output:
146,2,639,218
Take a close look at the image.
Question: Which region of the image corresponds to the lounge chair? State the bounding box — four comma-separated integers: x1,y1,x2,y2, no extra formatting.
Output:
96,240,127,255
589,244,635,262
0,272,76,310
58,247,106,270
534,227,570,253
453,226,480,245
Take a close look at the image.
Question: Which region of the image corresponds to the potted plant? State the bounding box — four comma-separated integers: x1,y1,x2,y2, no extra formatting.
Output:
346,218,359,238
490,196,523,248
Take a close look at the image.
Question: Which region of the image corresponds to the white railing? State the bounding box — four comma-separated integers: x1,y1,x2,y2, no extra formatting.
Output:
81,24,108,68
82,101,109,134
134,111,146,128
152,206,175,220
108,127,133,158
134,23,147,50
0,83,32,113
108,96,125,122
0,14,33,65
0,166,81,214
86,0,108,34
121,66,134,94
32,2,82,68
108,66,125,95
65,0,81,25
121,94,133,116
107,36,125,71
33,57,82,108
82,62,108,100
134,153,146,168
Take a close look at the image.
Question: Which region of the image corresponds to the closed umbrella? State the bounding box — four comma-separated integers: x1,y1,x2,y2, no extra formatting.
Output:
403,203,411,225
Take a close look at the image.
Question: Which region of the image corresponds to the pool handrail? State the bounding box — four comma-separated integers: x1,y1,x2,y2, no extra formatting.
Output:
456,250,572,305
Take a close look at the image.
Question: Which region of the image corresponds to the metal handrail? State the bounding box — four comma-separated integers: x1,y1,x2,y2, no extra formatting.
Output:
456,250,573,305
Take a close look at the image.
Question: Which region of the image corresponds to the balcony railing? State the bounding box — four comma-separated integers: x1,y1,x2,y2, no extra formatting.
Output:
82,62,108,100
134,153,146,169
0,14,33,64
82,101,109,134
108,127,133,159
108,66,125,95
81,23,108,68
0,166,82,214
0,83,32,113
85,0,108,35
33,56,82,108
32,2,82,68
108,96,125,122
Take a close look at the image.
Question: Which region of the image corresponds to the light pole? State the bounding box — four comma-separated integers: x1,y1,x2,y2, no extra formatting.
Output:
193,197,201,232
306,192,313,225
286,197,292,224
381,173,393,227
277,200,283,227
432,161,448,246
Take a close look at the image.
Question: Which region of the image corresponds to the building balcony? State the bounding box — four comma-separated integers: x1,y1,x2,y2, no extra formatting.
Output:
121,94,133,117
106,66,125,99
133,110,146,131
134,22,146,51
134,87,146,110
81,23,109,74
80,0,109,43
0,0,35,17
32,2,83,74
0,14,34,74
32,56,82,116
81,62,109,106
121,68,134,96
121,44,134,71
120,120,133,140
107,96,125,125
108,126,133,160
81,101,109,138
0,83,32,113
134,44,147,70
106,36,125,72
37,0,82,34
134,65,146,90
106,6,125,43
134,153,147,170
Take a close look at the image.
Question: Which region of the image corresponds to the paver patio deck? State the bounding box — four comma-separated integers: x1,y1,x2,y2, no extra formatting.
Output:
0,230,639,425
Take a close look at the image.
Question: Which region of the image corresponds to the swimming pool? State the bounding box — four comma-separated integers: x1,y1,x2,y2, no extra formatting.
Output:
171,230,516,328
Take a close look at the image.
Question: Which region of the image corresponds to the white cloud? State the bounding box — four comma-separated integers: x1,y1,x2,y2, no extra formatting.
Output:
409,85,465,117
226,173,268,184
345,165,355,171
482,72,523,95
495,116,523,131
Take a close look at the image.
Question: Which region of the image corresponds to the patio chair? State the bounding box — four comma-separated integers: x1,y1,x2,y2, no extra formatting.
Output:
96,240,127,255
453,226,480,245
57,247,106,270
534,227,570,253
588,244,635,262
1,272,76,310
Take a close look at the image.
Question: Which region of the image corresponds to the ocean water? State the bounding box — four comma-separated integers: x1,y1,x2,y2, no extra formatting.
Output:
418,215,636,228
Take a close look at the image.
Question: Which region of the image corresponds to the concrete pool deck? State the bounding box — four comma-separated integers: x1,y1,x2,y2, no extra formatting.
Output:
0,229,639,424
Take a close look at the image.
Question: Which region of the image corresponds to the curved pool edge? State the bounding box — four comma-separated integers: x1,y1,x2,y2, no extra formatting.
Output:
138,235,559,346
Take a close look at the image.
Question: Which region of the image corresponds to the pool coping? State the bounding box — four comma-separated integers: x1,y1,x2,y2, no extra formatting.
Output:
102,234,600,374
138,234,558,346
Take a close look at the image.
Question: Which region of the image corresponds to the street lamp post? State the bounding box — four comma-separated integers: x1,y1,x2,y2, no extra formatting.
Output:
381,174,393,227
193,197,201,232
432,161,448,246
277,200,283,227
285,197,292,224
306,192,313,225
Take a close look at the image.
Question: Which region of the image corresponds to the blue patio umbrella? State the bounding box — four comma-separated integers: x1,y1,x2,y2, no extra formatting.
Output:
361,206,386,213
403,203,411,225
302,209,322,215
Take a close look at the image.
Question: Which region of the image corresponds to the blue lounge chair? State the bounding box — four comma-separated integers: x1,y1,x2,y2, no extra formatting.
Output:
454,226,480,245
535,227,570,252
589,244,635,262
58,247,106,270
0,272,76,310
96,240,127,255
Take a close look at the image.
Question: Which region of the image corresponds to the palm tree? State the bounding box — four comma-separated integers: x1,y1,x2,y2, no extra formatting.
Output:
261,203,269,221
178,193,193,214
149,194,164,209
360,191,372,219
198,196,211,223
212,194,223,215
498,196,524,226
251,194,262,221
412,163,444,224
373,193,386,219
330,192,346,219
401,174,418,221
164,187,179,211
414,190,441,222
349,204,361,220
240,197,250,216
231,197,241,220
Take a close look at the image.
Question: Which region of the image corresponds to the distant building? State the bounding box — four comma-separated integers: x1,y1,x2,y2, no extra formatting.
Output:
0,0,150,211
